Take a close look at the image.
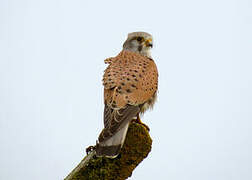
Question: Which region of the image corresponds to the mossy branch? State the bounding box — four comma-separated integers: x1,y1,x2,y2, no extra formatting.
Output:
64,122,152,180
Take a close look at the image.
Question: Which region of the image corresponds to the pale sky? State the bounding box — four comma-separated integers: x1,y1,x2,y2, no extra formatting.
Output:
0,0,252,179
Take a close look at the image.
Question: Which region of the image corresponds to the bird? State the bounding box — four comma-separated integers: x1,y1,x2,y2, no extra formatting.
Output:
95,32,158,158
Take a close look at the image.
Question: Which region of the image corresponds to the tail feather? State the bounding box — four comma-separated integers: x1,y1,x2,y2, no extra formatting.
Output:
96,144,121,158
96,105,140,158
96,123,129,158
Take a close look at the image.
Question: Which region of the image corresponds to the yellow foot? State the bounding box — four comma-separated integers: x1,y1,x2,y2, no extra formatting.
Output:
132,115,150,131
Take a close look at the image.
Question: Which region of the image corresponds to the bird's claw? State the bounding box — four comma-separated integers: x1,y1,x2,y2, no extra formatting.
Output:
86,145,96,155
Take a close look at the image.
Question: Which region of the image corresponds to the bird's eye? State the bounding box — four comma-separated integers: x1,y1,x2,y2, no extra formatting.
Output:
136,37,143,42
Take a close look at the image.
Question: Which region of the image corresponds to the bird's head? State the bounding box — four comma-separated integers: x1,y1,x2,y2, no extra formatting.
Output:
123,32,153,58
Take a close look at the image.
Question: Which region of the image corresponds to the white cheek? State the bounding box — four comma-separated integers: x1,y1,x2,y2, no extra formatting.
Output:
143,46,151,50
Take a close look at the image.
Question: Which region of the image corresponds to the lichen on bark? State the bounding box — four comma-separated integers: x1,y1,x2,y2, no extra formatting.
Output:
65,122,152,180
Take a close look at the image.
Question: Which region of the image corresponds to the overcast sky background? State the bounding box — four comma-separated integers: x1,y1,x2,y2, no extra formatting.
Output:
0,0,252,179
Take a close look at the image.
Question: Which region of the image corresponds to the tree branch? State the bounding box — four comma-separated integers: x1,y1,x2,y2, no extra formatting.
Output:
65,122,152,180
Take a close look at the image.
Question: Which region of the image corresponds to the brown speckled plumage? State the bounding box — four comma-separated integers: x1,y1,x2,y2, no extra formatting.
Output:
103,50,158,109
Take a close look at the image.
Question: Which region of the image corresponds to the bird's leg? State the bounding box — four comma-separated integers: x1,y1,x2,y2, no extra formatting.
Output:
132,113,150,131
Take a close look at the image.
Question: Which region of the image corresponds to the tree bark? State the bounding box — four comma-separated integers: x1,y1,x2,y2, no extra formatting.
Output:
64,122,152,180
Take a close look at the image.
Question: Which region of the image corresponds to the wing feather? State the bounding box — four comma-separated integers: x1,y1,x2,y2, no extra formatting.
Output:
99,104,140,143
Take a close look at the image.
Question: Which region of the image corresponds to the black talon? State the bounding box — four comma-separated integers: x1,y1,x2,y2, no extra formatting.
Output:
86,145,96,155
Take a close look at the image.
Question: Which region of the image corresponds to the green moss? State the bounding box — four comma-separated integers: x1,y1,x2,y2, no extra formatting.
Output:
67,122,152,180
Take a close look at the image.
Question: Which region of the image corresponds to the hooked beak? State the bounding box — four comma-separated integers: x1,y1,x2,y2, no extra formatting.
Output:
145,39,153,48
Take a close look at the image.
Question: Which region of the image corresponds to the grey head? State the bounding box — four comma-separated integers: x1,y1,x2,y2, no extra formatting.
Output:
123,32,153,58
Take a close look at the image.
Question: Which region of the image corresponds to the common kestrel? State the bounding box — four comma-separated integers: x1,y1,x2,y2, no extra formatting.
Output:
96,32,158,158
